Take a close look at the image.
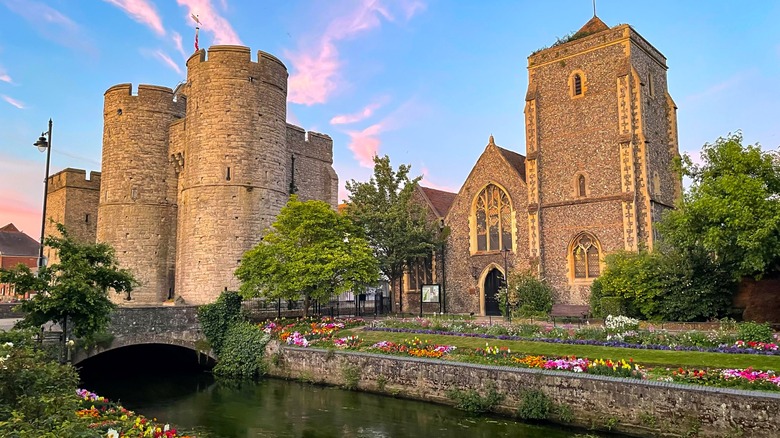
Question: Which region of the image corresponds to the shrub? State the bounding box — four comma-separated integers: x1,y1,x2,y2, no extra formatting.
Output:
212,321,271,379
446,385,504,414
737,322,774,343
502,271,554,317
516,390,552,420
341,364,361,390
198,291,243,356
599,297,625,317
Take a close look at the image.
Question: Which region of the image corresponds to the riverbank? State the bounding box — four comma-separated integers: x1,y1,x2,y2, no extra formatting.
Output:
265,341,780,438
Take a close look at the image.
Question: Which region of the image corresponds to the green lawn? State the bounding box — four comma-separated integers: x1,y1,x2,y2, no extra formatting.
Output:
340,328,780,370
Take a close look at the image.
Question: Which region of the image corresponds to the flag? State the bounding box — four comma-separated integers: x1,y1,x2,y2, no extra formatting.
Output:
195,27,199,51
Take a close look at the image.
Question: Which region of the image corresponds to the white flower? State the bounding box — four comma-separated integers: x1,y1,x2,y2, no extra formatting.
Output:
3,342,13,348
164,424,170,432
107,428,119,438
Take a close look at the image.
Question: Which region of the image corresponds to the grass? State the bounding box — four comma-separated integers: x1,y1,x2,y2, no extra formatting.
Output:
340,328,780,370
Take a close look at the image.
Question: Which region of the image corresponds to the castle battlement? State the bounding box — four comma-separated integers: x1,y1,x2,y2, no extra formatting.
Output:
103,83,185,115
47,168,101,193
287,124,333,163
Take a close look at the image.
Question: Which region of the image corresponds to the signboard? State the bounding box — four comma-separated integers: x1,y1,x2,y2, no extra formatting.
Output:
421,284,440,303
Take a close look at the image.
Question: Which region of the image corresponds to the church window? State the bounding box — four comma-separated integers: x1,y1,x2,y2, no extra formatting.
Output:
568,70,587,98
648,72,655,96
407,256,432,292
475,184,512,252
571,233,600,280
577,174,586,197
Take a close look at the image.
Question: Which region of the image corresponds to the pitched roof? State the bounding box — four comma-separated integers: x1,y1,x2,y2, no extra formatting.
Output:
419,186,457,218
573,16,610,39
0,224,39,257
495,146,527,181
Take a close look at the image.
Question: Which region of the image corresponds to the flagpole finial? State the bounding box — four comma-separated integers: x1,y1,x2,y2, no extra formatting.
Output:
593,0,597,17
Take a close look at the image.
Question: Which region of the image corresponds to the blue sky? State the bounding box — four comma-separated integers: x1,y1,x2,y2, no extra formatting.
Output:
1,0,779,238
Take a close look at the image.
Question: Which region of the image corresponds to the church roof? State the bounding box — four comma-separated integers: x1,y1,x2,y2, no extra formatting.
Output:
0,224,39,257
495,146,526,181
573,16,610,39
419,186,457,218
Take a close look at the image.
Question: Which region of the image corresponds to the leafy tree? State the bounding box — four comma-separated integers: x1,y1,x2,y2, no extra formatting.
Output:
659,132,780,279
236,196,379,317
1,223,136,341
344,155,442,311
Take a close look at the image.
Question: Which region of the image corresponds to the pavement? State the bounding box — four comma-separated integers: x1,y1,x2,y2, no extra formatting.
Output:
0,318,22,331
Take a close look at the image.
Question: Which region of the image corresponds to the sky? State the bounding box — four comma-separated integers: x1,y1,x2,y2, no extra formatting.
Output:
1,0,779,239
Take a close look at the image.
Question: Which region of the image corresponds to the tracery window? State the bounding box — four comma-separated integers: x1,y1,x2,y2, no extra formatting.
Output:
475,184,512,252
571,233,600,280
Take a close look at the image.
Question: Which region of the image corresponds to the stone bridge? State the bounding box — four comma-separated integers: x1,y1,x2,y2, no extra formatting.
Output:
72,306,215,365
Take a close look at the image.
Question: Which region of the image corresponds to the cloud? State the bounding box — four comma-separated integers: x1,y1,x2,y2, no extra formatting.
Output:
176,0,242,45
0,155,46,238
153,50,183,75
2,95,24,109
346,123,383,168
171,31,187,59
399,0,426,19
286,0,424,105
1,0,95,53
684,70,756,103
103,0,165,36
419,167,456,192
330,98,388,125
0,66,11,83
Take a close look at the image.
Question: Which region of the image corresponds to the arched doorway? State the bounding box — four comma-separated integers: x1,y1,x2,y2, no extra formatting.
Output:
484,268,504,316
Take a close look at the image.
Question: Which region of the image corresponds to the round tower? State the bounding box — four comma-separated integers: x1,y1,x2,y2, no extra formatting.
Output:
176,46,289,304
97,84,184,304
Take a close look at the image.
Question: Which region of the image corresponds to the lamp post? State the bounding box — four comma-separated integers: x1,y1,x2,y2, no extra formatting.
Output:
33,119,53,269
501,245,510,322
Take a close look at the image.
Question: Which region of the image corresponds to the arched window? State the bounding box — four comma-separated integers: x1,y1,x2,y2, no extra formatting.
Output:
577,174,586,197
571,233,600,280
573,74,583,96
475,184,512,252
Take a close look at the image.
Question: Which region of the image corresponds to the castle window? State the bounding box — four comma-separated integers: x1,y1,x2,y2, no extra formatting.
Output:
226,167,231,181
570,233,600,280
474,184,513,252
648,72,654,96
573,74,582,96
577,174,586,197
85,213,90,224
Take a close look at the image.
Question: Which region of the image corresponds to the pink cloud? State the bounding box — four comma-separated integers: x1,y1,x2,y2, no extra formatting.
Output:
419,167,456,192
1,0,95,54
287,0,424,105
0,66,11,83
399,0,426,19
153,50,183,75
330,99,387,125
103,0,165,36
347,123,383,168
0,156,47,239
171,31,187,59
2,95,24,109
176,0,242,45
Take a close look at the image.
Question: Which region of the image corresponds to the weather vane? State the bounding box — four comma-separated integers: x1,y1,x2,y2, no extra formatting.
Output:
191,13,201,51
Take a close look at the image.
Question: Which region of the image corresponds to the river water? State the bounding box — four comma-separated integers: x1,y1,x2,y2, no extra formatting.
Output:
79,345,614,438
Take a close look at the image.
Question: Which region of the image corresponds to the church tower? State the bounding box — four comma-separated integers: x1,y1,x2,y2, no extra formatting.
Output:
524,17,681,303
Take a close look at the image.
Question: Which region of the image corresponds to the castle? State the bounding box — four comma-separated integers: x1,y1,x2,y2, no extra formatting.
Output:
45,46,338,305
404,16,681,315
47,16,680,314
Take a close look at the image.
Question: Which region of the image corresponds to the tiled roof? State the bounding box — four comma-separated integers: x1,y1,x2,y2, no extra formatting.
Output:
495,146,527,181
573,16,610,39
0,223,39,256
419,186,457,218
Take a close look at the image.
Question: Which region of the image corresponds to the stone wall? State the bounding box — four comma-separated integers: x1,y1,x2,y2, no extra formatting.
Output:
286,124,338,208
44,168,101,266
0,303,23,318
268,345,780,438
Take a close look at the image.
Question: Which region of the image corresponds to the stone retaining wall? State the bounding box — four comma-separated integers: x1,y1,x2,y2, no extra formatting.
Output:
0,303,23,319
266,343,780,437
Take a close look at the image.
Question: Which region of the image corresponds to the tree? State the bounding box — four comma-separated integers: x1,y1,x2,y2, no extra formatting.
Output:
659,132,780,279
344,155,442,311
236,196,379,317
1,223,136,341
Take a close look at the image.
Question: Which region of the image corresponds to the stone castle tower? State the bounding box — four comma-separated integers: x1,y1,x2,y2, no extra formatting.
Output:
524,17,681,302
49,46,338,305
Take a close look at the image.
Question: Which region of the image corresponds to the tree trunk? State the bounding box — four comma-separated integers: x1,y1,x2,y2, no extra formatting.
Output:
303,294,311,318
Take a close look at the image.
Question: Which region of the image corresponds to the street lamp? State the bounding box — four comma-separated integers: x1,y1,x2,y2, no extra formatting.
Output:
501,245,511,322
33,119,53,269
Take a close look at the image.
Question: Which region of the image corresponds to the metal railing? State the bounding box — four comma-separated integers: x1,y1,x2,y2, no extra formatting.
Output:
243,295,391,321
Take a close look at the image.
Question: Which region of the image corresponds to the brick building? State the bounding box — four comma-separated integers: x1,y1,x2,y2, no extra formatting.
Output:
0,223,39,301
47,46,338,305
403,17,680,315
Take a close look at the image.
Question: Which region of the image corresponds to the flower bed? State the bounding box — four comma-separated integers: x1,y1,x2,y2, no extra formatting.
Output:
76,389,193,437
365,326,780,356
370,337,457,359
264,317,365,346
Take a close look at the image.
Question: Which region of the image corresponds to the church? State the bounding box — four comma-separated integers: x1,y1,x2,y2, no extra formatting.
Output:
405,16,681,315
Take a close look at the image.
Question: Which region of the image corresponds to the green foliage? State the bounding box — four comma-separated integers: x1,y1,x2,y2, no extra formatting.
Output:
2,223,137,340
236,195,379,317
592,250,735,321
345,155,444,307
212,321,270,379
198,291,243,356
516,389,552,420
737,322,774,343
341,364,361,390
507,271,554,315
598,297,625,317
446,384,504,414
660,132,780,279
553,403,574,423
0,336,91,437
78,331,114,351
